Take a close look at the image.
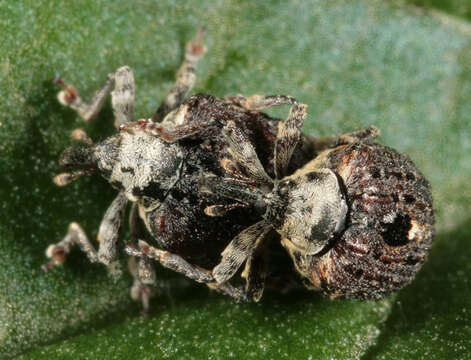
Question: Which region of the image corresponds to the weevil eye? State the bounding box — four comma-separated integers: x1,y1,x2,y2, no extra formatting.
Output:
278,180,294,195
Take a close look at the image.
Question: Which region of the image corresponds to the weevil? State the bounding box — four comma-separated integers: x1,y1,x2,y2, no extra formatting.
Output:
194,109,435,300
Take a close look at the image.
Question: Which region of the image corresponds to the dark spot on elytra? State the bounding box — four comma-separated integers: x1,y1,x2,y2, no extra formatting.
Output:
344,264,364,277
254,200,267,215
319,277,329,291
382,213,411,247
404,194,415,203
344,264,354,274
371,167,381,178
390,171,403,179
405,256,419,265
373,248,383,260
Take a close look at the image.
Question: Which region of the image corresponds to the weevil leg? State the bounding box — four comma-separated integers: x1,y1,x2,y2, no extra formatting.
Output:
42,193,127,272
128,204,156,313
223,95,307,178
204,202,250,217
200,173,264,204
241,231,271,302
153,28,207,122
126,240,214,283
212,220,272,284
125,240,249,302
97,192,128,266
222,94,297,111
272,98,307,179
119,116,214,142
129,203,147,247
307,125,380,152
56,65,135,128
206,282,250,303
55,74,114,123
111,66,135,127
221,121,273,184
42,222,98,271
128,256,154,315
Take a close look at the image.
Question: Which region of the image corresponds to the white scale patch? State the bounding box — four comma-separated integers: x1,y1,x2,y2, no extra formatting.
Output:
111,132,182,201
408,220,423,241
281,169,348,254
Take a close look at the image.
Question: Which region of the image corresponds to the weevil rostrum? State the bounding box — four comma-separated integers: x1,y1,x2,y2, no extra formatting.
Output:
44,29,434,310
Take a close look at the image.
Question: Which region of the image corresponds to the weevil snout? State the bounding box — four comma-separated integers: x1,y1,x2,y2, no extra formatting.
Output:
53,146,97,187
59,146,97,172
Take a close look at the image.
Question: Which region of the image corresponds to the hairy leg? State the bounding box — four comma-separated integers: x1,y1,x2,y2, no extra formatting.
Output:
97,192,128,265
43,193,127,271
128,204,156,313
212,221,272,284
55,65,135,128
200,173,265,204
221,120,272,184
128,257,154,315
241,231,271,302
111,66,135,127
224,94,298,111
224,95,307,178
119,116,214,142
153,28,207,122
42,222,98,272
125,240,249,302
126,240,213,283
55,75,114,123
306,125,380,152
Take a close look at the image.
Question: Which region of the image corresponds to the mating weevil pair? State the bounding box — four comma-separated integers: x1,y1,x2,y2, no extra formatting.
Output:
44,29,434,311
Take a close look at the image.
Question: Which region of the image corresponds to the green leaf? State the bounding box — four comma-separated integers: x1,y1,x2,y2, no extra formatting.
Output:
17,291,392,359
1,0,470,359
363,220,471,359
407,0,471,21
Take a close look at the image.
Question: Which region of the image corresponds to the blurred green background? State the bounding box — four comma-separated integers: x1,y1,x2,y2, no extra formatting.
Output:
1,0,470,359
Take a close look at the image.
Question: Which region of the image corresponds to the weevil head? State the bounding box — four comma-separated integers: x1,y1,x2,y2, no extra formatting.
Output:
264,168,348,255
59,131,185,206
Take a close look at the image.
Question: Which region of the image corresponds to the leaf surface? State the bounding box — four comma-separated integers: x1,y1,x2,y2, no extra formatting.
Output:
1,0,470,359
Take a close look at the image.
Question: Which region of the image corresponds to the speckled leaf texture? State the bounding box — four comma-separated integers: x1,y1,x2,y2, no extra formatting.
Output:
1,1,470,359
